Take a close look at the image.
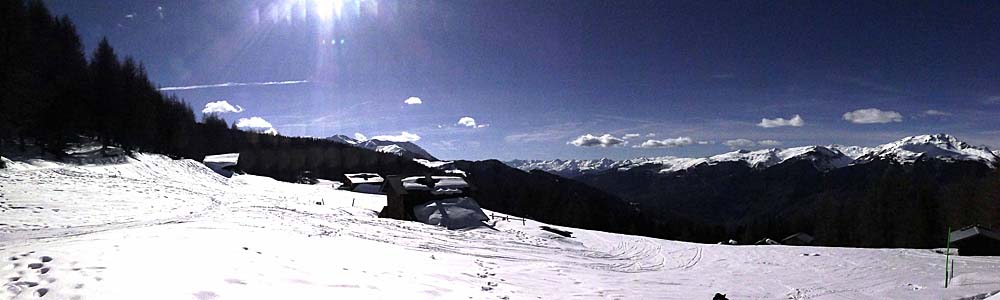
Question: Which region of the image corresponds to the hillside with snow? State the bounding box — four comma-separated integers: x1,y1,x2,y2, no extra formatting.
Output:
2,152,1000,299
0,155,1000,299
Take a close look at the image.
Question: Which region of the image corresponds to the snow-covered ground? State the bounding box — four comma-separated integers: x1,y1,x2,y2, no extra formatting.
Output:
2,153,1000,299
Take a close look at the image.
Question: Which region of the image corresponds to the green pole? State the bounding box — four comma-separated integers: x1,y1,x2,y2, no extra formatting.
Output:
945,226,951,288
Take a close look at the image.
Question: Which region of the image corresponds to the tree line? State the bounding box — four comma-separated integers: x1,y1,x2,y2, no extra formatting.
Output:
1,0,204,158
0,0,436,176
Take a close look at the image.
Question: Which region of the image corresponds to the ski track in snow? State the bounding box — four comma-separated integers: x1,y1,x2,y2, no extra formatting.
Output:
2,154,1000,299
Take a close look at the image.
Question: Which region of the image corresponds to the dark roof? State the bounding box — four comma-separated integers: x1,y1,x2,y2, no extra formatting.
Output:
950,225,1000,243
344,173,384,185
781,233,815,244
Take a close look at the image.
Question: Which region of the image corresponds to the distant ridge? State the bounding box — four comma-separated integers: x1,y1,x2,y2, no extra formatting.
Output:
507,134,998,177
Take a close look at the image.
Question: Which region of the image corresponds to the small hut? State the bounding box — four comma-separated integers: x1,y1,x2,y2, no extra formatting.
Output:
781,233,815,246
379,175,487,229
341,173,384,194
950,225,1000,256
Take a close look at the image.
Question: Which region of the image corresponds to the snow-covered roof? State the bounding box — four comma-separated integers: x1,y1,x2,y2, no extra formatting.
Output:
950,226,1000,243
781,232,815,244
401,176,470,195
203,153,239,164
344,173,384,184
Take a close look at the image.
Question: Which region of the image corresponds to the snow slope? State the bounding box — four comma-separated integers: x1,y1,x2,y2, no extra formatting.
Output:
2,154,1000,299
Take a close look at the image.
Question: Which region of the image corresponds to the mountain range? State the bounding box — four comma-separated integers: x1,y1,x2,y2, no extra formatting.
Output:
506,134,999,178
499,134,1000,248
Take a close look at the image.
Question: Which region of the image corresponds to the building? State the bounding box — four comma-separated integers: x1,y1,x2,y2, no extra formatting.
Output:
379,175,487,229
781,233,815,246
950,225,1000,256
340,173,384,194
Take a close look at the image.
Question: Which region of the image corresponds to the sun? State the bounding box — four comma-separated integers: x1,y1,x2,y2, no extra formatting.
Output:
313,0,345,22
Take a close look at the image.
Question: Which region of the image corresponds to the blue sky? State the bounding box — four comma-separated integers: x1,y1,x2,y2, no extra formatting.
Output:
46,1,1000,160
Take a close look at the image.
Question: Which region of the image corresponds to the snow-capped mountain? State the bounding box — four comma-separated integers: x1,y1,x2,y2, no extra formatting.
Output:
326,135,437,160
827,145,874,159
507,134,996,177
505,158,620,177
327,134,361,145
856,134,999,165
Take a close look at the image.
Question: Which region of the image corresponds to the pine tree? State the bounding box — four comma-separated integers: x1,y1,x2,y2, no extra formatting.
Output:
89,37,121,153
0,0,29,149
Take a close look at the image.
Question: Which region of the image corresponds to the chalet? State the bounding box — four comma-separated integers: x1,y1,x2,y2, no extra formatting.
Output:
379,175,487,229
781,233,815,246
203,153,241,178
950,225,1000,256
340,173,384,194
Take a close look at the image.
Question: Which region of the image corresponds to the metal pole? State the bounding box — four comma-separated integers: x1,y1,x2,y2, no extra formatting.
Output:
945,226,951,288
950,260,955,283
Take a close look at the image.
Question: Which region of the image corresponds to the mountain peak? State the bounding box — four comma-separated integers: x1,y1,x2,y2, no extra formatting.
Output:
859,134,997,165
326,135,437,160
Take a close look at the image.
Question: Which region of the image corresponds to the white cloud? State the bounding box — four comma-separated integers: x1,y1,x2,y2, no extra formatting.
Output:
842,108,903,124
623,133,641,139
235,116,278,135
457,116,487,128
983,95,1000,104
158,80,309,91
404,97,422,105
235,117,274,129
201,100,244,114
697,140,714,145
371,131,421,142
568,134,627,147
354,133,368,141
633,137,694,148
757,114,805,128
758,140,783,146
724,139,756,149
646,133,656,137
924,109,952,116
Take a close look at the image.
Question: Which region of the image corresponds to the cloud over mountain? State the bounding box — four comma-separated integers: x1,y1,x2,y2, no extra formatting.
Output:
371,131,421,142
843,108,903,124
568,134,627,147
634,137,693,148
758,114,804,128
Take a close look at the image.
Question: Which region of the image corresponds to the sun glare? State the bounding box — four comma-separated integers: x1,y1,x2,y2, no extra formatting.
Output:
314,0,345,21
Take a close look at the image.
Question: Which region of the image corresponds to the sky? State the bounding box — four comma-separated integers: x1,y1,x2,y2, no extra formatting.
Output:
45,0,1000,160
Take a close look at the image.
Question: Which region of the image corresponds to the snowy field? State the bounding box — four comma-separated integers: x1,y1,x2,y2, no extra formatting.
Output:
2,154,1000,300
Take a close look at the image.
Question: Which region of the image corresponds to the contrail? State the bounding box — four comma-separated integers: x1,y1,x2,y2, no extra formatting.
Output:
158,80,309,91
